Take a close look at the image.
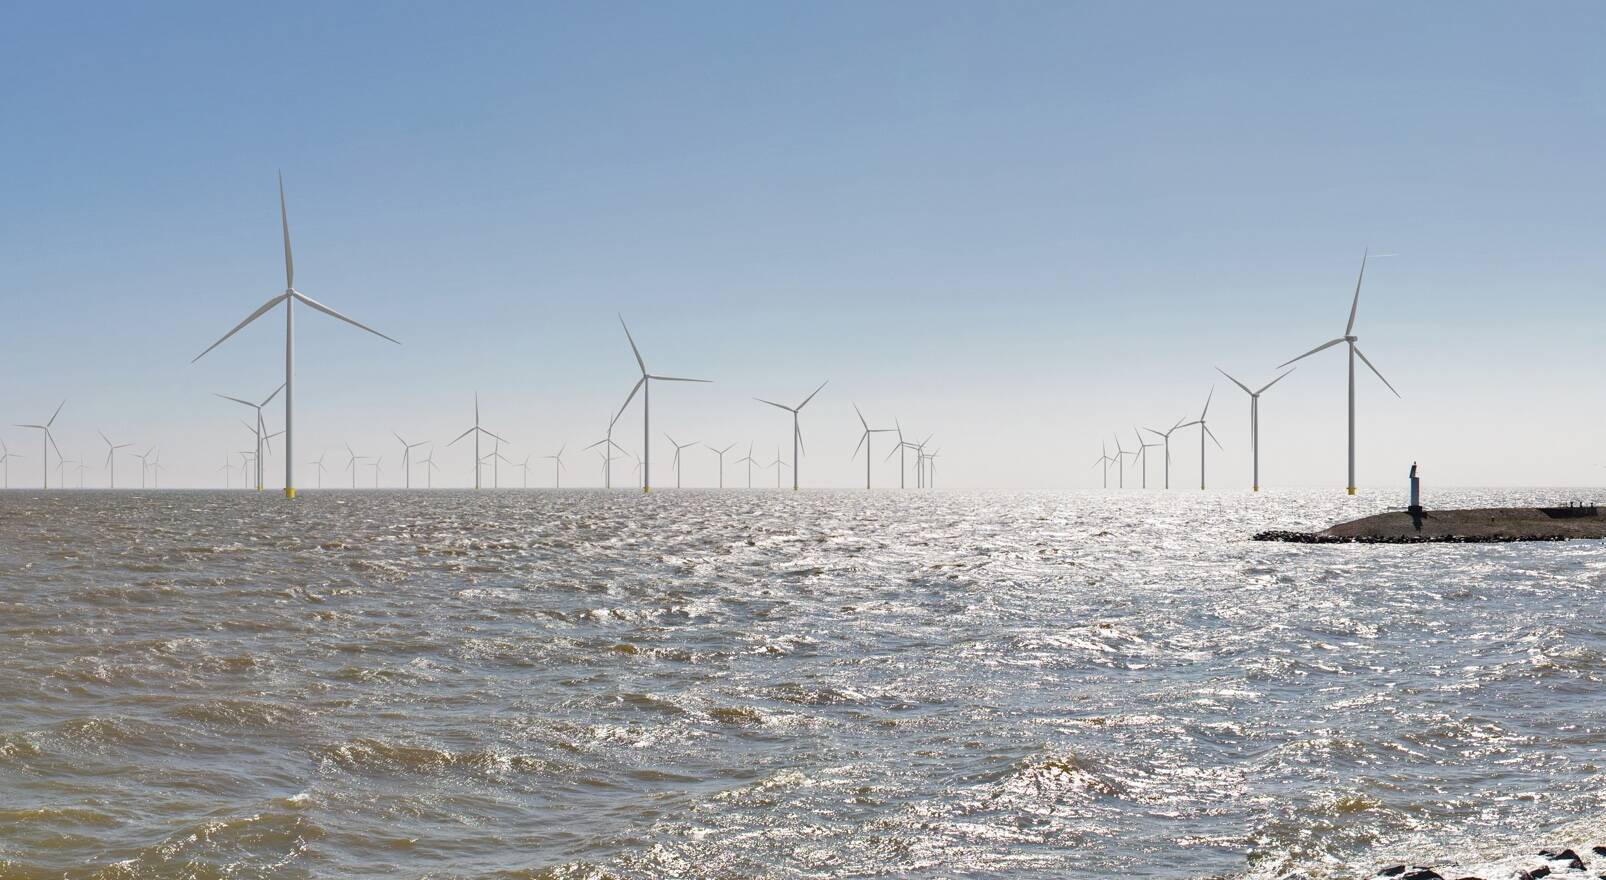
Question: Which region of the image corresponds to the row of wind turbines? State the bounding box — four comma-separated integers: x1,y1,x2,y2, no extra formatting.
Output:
1095,251,1400,494
1,175,942,494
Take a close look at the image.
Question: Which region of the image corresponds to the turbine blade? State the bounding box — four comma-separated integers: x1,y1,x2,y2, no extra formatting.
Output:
214,393,256,408
279,172,294,290
755,398,793,412
613,376,646,428
1276,337,1345,369
1205,423,1224,450
798,380,828,410
448,427,476,446
260,383,286,407
1214,367,1252,395
1346,249,1367,336
1201,386,1214,419
1353,346,1401,397
618,315,647,375
1256,368,1296,395
853,402,868,431
46,401,64,428
648,375,711,383
852,431,866,460
192,293,288,362
291,292,400,344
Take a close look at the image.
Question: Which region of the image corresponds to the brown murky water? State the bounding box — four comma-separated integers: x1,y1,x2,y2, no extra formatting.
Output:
1,489,1603,878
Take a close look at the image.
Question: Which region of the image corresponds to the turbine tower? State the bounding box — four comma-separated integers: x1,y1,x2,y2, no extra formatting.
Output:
192,174,400,499
851,404,896,490
755,381,827,491
706,443,735,489
666,435,697,488
615,316,710,493
447,393,505,490
1277,250,1401,494
16,401,65,489
1216,367,1295,492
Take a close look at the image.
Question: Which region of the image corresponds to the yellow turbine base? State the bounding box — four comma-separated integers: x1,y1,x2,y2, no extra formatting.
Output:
1347,486,1357,495
642,487,651,494
284,487,296,499
1253,486,1260,492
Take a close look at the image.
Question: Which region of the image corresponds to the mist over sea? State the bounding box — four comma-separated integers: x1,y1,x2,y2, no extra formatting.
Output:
1,488,1602,878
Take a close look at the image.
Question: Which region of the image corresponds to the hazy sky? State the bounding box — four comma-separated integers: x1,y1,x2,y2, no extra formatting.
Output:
3,2,1604,490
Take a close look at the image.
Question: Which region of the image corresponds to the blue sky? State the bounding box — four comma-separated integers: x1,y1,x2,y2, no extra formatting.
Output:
2,2,1604,489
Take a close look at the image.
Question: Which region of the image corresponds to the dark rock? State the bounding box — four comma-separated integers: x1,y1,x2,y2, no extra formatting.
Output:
1540,849,1585,870
1595,844,1606,856
1518,867,1552,880
1402,871,1443,880
1379,868,1407,878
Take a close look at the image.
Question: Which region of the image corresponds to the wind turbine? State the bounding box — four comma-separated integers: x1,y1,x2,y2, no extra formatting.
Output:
755,381,827,491
735,442,758,489
1141,417,1189,490
1216,367,1295,492
1112,435,1131,489
1277,251,1401,494
16,401,64,489
237,451,255,486
215,384,284,492
584,415,630,490
0,439,21,489
615,316,711,493
447,393,505,490
74,459,89,489
219,454,232,489
1132,428,1162,490
543,444,567,488
765,445,791,489
911,434,934,488
151,451,165,489
924,449,940,488
55,457,76,489
392,432,427,489
706,443,735,489
344,443,368,489
851,404,896,490
421,449,440,488
131,447,155,490
307,451,328,489
1091,442,1115,489
192,174,400,499
666,435,697,488
1177,389,1223,490
368,456,383,489
97,431,133,489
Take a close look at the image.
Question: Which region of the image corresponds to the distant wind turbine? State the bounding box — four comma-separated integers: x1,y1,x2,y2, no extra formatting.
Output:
1277,250,1401,495
0,439,22,489
421,449,440,488
706,443,735,489
735,442,758,489
393,432,427,489
755,381,827,491
191,174,400,499
447,393,505,490
1092,441,1116,489
16,401,65,490
1177,388,1223,490
98,431,133,489
1141,417,1189,490
615,316,710,494
307,451,328,489
344,443,368,489
584,415,630,490
215,384,284,492
132,447,155,490
851,404,897,490
1216,367,1295,492
666,435,697,489
543,444,567,488
766,445,790,489
1132,428,1162,490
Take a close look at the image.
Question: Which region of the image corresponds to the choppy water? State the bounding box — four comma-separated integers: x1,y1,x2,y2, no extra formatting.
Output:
2,488,1604,879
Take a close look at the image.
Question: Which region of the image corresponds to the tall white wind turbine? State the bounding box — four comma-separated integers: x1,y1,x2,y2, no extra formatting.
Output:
1141,417,1189,490
615,316,710,493
421,450,440,488
851,404,896,490
1277,251,1401,494
766,445,791,489
1132,428,1162,490
192,174,400,499
1216,367,1295,492
16,401,65,489
755,381,827,491
447,393,505,490
344,443,368,489
1092,442,1115,489
584,415,629,490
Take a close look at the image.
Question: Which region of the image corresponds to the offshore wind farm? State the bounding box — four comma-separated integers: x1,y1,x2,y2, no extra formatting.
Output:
6,5,1606,880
